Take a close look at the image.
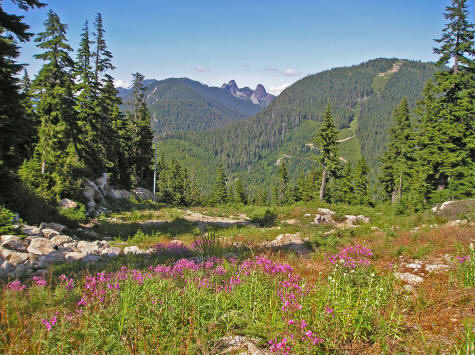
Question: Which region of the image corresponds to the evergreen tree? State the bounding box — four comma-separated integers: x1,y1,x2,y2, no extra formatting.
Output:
233,178,247,205
23,10,81,200
379,97,413,203
19,69,38,158
0,0,44,170
92,13,114,95
429,0,475,200
254,189,268,206
277,161,289,205
353,158,372,206
328,162,353,204
73,20,99,170
315,104,338,201
433,0,474,74
130,72,153,187
211,164,227,205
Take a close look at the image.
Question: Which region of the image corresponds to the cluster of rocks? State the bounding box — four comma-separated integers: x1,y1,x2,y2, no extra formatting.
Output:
82,173,156,216
264,233,311,255
311,208,370,227
0,222,151,279
394,256,451,291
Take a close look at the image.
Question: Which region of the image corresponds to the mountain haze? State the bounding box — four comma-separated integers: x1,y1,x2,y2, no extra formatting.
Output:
156,58,438,192
118,78,273,134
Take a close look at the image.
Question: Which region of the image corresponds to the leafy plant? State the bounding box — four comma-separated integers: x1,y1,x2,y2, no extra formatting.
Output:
0,205,15,234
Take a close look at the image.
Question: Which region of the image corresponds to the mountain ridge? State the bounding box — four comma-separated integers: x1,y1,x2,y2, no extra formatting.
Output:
156,58,438,192
117,78,274,134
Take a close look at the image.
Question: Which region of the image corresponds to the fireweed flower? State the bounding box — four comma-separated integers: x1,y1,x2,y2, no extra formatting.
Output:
41,316,57,331
32,276,47,286
7,280,26,291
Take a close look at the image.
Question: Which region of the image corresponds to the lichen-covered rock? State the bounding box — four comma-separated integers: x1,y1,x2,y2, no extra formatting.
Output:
21,225,42,237
40,222,68,233
77,241,104,254
59,198,77,209
41,228,60,239
37,250,68,268
100,247,122,257
131,187,155,201
123,246,145,254
27,238,54,258
0,248,29,266
1,238,28,253
394,272,424,285
65,252,87,262
50,235,74,248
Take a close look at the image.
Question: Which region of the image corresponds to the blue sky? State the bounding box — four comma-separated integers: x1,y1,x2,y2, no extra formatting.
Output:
5,0,473,95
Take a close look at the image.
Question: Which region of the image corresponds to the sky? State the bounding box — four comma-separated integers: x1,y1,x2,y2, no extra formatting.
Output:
5,0,473,95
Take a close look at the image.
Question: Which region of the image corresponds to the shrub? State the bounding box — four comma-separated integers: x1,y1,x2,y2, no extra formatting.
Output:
457,243,475,288
0,205,15,234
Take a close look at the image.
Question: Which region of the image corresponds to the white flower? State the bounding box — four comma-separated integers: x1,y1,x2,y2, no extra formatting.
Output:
370,273,375,277
469,243,474,251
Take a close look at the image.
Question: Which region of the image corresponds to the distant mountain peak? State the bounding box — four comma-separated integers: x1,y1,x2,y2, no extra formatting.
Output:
221,80,274,108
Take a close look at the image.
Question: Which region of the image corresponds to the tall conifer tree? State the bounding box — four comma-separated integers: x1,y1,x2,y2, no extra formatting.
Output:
0,0,44,170
379,97,413,203
315,105,338,201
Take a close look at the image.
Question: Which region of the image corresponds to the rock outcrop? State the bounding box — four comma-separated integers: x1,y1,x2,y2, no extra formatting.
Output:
81,172,155,216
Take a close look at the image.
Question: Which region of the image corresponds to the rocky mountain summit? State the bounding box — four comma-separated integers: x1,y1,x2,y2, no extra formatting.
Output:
221,80,274,107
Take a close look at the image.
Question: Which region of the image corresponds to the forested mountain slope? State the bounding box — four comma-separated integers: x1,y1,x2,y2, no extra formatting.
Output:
157,58,438,191
118,78,265,134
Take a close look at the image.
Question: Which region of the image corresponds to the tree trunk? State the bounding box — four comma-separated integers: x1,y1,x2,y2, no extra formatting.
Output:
319,166,327,201
454,54,458,74
397,171,403,201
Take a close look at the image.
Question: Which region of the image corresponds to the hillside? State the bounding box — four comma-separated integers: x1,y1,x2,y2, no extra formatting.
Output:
157,58,438,192
118,78,270,134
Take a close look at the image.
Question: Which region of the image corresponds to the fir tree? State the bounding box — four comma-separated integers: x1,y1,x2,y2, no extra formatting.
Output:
379,97,413,203
211,164,227,205
315,104,338,201
130,72,153,187
23,10,81,200
353,158,372,206
277,161,289,205
234,178,247,205
0,0,44,169
433,0,474,74
429,0,475,200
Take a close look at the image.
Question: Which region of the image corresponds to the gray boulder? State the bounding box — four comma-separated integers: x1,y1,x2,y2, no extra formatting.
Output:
0,248,29,266
1,238,28,253
40,222,68,233
100,247,122,257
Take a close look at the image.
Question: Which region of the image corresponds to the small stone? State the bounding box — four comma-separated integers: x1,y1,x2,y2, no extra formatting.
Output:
59,198,77,209
82,254,101,262
65,252,87,262
304,213,311,217
123,246,144,254
394,272,424,285
404,284,415,292
100,247,122,257
40,223,68,233
406,263,422,270
426,264,449,272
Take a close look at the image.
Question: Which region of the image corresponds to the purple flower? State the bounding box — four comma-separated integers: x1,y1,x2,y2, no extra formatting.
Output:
32,276,47,286
7,280,26,291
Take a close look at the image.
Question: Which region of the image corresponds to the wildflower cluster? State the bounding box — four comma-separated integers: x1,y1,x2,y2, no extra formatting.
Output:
328,244,373,268
7,280,26,291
